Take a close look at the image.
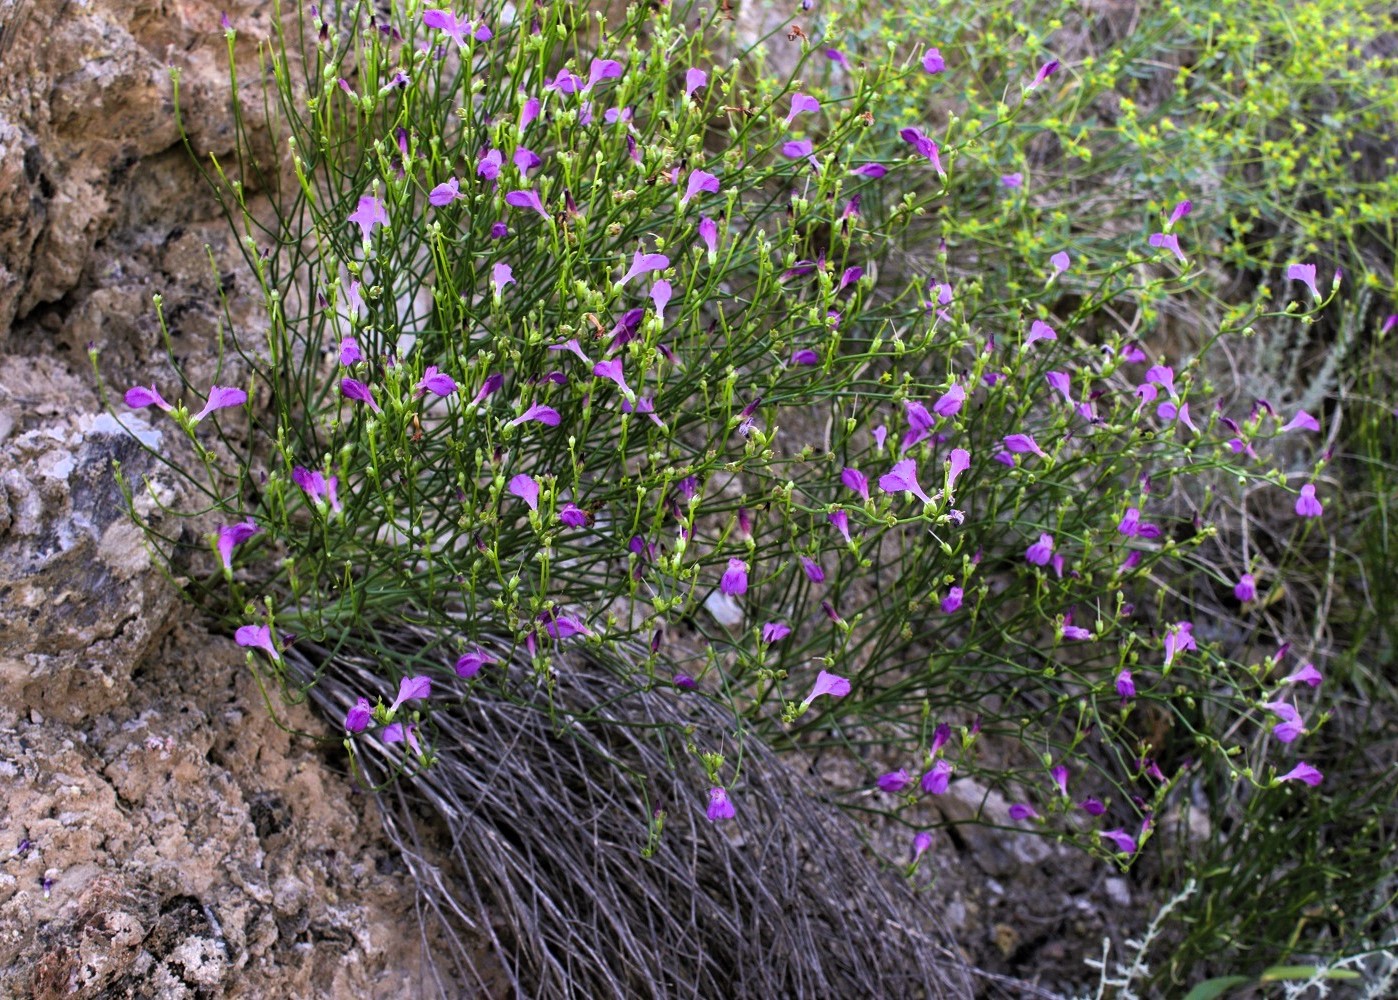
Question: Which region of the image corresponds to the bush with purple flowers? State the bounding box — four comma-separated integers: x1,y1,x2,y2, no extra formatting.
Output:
106,0,1398,991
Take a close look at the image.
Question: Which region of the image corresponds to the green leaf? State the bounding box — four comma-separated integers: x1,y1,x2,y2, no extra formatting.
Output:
1260,965,1361,982
1182,975,1251,1000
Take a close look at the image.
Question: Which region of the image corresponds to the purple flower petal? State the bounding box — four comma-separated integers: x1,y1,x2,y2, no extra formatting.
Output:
234,623,280,662
1277,762,1323,787
681,169,720,205
340,377,381,413
216,518,260,571
509,473,540,510
706,786,735,822
345,697,372,733
124,384,173,412
804,669,850,705
429,176,461,206
505,189,548,218
454,647,493,678
390,674,432,712
192,385,247,423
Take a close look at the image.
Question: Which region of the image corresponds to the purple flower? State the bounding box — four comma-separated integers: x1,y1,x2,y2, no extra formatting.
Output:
1025,532,1055,566
800,556,825,583
593,358,634,399
1025,319,1057,348
124,384,173,412
698,216,719,256
879,458,934,505
423,8,489,46
1281,410,1320,433
1051,764,1070,797
340,377,381,413
339,337,361,366
681,169,720,205
505,189,548,218
389,674,432,713
651,280,672,320
429,176,461,206
513,146,542,175
489,221,509,239
850,162,887,178
720,557,749,597
790,348,819,365
706,786,736,822
685,67,707,99
216,518,259,571
546,67,582,94
348,194,389,242
898,127,945,176
940,586,963,614
761,621,791,644
478,148,503,180
415,366,457,398
1149,232,1186,263
540,611,593,640
1288,263,1320,300
946,448,971,494
454,647,492,678
828,510,853,544
826,48,851,71
586,57,623,90
1277,762,1323,787
1060,620,1092,641
1115,669,1136,699
841,467,870,501
1163,622,1196,668
1295,484,1323,518
1001,172,1024,188
911,831,933,860
930,723,953,755
292,466,341,514
1028,59,1060,90
1264,701,1305,743
382,721,422,757
619,249,669,286
803,670,851,705
1099,829,1137,855
1046,371,1072,403
509,402,562,427
558,502,588,527
345,697,372,733
932,384,965,418
1078,797,1106,816
922,47,945,74
673,673,697,691
1003,433,1048,459
471,373,504,406
1283,662,1323,687
235,624,280,662
784,92,820,126
877,769,911,793
781,139,816,164
509,473,540,510
492,261,515,294
1049,250,1070,280
921,759,953,795
1234,573,1257,603
1166,199,1192,230
549,339,592,365
1008,803,1038,822
192,385,247,423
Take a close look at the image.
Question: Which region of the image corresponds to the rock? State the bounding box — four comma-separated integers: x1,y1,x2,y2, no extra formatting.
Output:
0,623,488,998
0,355,185,725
